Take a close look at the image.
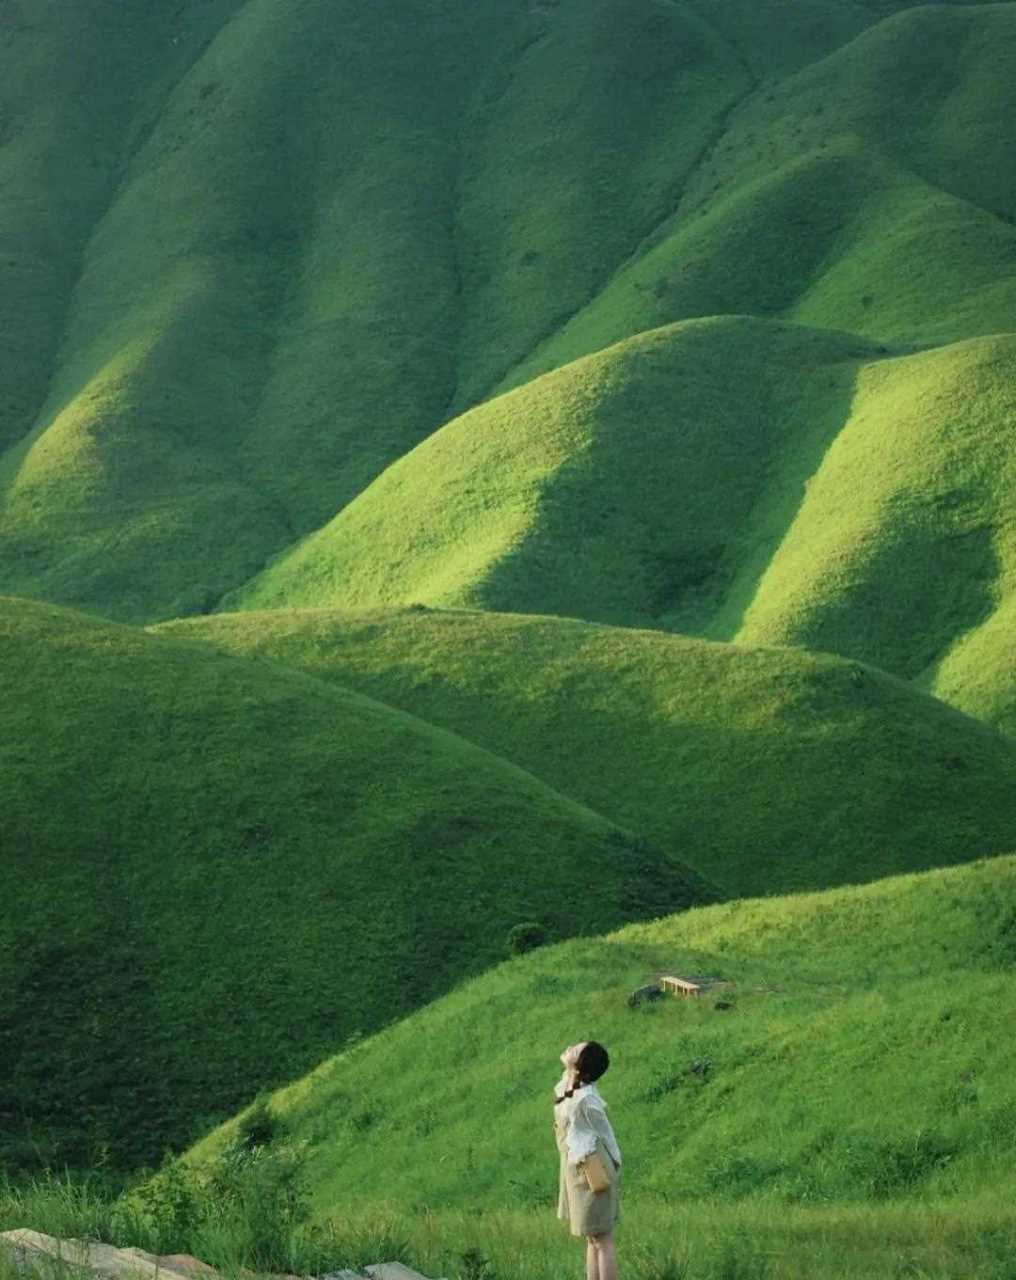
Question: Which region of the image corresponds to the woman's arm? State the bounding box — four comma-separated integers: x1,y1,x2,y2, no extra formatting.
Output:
565,1097,601,1165
577,1093,621,1166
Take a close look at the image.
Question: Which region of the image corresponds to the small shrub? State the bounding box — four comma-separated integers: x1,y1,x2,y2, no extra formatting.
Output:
627,983,664,1008
459,1247,497,1280
507,922,550,957
351,1107,377,1133
204,1142,311,1268
236,1092,279,1150
871,1130,955,1196
111,1156,204,1252
644,1072,683,1103
110,1141,312,1268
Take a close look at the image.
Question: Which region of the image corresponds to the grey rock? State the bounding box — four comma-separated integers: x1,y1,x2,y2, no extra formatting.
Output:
365,1266,441,1280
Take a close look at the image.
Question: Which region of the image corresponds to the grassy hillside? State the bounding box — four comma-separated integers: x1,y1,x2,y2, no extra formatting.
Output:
223,319,891,624
0,0,744,622
0,596,709,1172
734,333,1016,690
224,319,1016,718
1,1,1015,623
179,856,1016,1277
161,605,1016,898
0,0,245,457
500,2,1016,393
930,596,1016,738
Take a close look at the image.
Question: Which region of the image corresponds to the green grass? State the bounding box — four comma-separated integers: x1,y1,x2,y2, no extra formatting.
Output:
0,596,709,1173
499,3,1016,391
930,595,1016,738
0,0,245,459
350,1200,1016,1280
0,0,748,623
5,856,1016,1276
223,318,1016,723
222,319,889,623
732,333,1016,688
4,9,1016,1267
6,1177,1016,1280
2,2,1016,627
160,605,1016,898
168,856,1016,1276
0,1155,398,1278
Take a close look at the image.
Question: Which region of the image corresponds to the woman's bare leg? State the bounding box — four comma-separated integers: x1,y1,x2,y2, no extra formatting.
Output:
585,1238,600,1280
588,1233,617,1280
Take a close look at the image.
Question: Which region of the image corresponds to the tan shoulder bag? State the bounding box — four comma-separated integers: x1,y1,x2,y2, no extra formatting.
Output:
582,1149,612,1193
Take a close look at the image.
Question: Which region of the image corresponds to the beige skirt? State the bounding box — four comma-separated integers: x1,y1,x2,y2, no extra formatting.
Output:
557,1138,621,1237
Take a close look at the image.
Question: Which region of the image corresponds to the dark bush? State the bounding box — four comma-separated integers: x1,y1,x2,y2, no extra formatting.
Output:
507,922,550,957
237,1092,278,1150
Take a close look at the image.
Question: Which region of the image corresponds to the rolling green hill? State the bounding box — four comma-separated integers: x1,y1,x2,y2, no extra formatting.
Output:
0,596,708,1172
224,320,1016,726
181,855,1016,1278
499,2,1016,394
0,0,748,621
1,1,1014,626
5,0,1016,1225
931,596,1016,737
160,605,1016,897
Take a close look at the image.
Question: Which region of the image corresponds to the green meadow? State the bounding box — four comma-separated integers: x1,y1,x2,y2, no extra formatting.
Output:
191,857,1016,1219
0,1,1014,631
7,859,1015,1279
0,595,707,1171
223,321,1016,721
3,0,1016,1276
161,606,1016,897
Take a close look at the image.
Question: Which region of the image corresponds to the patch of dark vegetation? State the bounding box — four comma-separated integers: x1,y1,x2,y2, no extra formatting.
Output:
507,921,550,957
236,1093,280,1150
643,1057,714,1104
648,545,727,618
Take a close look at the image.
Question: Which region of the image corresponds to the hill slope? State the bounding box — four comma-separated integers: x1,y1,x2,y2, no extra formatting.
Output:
191,856,1016,1234
0,0,747,621
160,606,1016,897
499,1,1016,392
225,319,1016,723
0,596,708,1172
1,2,1015,621
930,595,1016,737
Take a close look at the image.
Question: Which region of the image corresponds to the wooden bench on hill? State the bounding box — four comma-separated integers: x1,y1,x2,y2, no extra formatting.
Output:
660,974,729,998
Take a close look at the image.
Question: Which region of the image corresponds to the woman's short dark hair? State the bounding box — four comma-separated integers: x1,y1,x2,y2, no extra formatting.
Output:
577,1041,609,1083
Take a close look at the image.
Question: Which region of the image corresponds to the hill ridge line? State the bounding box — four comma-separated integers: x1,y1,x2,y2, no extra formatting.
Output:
2,593,712,1167
154,619,656,830
215,318,1016,614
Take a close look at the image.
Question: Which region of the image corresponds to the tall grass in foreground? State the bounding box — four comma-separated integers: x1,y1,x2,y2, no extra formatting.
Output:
405,1199,1016,1280
0,1152,411,1278
3,1163,1016,1280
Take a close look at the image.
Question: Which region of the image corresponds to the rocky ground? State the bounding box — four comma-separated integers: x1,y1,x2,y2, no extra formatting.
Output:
0,1232,442,1280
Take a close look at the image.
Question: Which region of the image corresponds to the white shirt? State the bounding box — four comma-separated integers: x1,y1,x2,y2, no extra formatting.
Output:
557,1083,622,1168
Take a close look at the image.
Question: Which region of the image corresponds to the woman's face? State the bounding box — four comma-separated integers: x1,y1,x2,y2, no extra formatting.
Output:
561,1041,587,1069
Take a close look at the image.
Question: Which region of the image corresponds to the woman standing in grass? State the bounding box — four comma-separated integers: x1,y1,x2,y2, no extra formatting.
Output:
555,1041,622,1280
